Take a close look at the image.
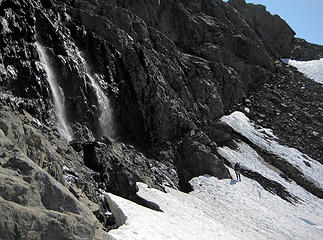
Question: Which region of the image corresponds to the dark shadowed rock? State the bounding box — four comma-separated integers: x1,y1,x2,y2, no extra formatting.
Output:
290,38,323,60
229,0,295,58
82,139,178,198
176,133,230,191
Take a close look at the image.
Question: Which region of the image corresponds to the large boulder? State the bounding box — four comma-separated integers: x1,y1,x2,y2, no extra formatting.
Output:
0,132,108,240
82,139,178,198
176,133,230,191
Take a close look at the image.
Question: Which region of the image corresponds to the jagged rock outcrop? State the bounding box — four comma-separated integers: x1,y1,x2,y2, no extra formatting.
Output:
0,155,108,240
0,104,177,235
228,0,295,58
0,110,108,239
53,0,280,145
232,61,323,164
82,138,178,198
291,38,323,60
1,0,280,191
0,0,294,146
175,132,230,191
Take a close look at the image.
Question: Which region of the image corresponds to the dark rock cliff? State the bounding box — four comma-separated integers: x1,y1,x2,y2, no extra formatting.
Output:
228,0,295,58
290,38,323,60
0,0,322,238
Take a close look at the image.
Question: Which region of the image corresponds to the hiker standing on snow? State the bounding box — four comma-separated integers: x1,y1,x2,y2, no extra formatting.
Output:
234,162,241,181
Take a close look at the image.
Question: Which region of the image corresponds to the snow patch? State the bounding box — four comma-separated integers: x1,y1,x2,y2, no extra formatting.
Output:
190,176,323,240
220,111,323,189
103,178,322,240
104,193,127,228
218,141,322,205
105,183,238,240
282,58,323,84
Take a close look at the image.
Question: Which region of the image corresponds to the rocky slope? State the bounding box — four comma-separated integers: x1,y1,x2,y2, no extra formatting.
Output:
291,38,323,61
0,0,322,238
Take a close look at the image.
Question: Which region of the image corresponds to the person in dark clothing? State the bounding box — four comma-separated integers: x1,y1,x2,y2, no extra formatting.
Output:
234,162,241,181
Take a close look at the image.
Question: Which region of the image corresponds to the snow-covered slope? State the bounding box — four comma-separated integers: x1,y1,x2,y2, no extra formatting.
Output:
103,111,323,240
218,141,315,203
190,176,322,240
105,176,322,240
105,183,238,240
282,58,323,84
220,111,323,189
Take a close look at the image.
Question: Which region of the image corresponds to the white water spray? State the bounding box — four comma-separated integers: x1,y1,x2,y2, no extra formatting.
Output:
57,38,114,138
71,47,114,137
86,73,115,138
36,42,73,141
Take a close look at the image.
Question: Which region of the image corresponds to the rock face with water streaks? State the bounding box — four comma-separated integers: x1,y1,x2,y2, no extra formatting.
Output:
0,0,323,239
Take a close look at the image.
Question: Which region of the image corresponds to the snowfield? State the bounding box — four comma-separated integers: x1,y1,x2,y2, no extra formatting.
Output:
105,183,239,240
217,141,319,204
220,111,323,189
103,111,323,240
282,58,323,84
105,177,322,240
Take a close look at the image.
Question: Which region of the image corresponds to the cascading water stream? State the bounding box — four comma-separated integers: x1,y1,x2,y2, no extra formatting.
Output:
36,42,73,141
56,36,114,138
86,73,115,138
68,44,114,137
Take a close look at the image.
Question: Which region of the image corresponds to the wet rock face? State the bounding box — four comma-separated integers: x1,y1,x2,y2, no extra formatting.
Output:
0,0,318,148
59,0,282,144
1,0,293,147
0,0,50,121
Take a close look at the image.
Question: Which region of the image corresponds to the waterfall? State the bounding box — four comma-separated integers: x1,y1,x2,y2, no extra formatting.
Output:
86,73,115,138
48,36,114,138
70,47,114,138
35,42,73,141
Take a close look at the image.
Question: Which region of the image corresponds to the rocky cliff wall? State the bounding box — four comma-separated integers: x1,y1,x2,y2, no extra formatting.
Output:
291,38,323,61
1,0,318,142
1,0,298,145
0,0,322,239
228,0,295,58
